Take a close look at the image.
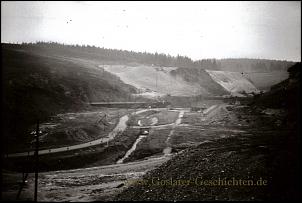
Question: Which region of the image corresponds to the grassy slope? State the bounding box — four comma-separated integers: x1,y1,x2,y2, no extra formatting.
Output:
2,47,137,152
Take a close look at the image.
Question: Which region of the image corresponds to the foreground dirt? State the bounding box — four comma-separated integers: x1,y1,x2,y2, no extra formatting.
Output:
2,155,171,201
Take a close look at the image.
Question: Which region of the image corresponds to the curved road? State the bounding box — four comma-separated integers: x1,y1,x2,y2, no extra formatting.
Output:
6,109,150,158
6,106,217,158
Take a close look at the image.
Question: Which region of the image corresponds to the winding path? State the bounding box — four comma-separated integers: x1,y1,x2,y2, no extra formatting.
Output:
163,110,185,155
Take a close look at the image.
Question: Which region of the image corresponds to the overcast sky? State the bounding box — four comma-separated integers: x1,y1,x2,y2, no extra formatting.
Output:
1,1,301,61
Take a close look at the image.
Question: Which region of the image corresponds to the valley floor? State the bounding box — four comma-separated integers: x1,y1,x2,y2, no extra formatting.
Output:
2,101,300,201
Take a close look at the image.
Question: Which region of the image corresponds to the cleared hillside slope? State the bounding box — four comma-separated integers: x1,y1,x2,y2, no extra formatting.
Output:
205,70,259,95
103,65,210,97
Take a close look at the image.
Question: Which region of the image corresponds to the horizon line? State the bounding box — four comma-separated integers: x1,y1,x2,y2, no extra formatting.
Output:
1,41,300,63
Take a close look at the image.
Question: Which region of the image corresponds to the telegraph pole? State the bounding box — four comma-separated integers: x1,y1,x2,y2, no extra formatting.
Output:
34,120,39,202
156,70,158,90
16,169,28,200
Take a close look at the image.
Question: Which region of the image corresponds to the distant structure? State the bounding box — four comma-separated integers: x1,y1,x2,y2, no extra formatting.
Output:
89,101,170,108
191,106,207,112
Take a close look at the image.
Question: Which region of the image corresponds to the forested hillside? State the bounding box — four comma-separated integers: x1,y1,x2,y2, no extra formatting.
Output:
2,42,295,71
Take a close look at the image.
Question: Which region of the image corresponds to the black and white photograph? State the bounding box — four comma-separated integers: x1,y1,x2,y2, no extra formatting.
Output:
1,1,301,201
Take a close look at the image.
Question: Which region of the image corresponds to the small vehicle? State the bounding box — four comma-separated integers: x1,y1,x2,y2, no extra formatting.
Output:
139,127,150,135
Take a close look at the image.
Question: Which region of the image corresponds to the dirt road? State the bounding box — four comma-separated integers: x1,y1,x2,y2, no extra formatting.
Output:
6,109,150,158
163,110,185,155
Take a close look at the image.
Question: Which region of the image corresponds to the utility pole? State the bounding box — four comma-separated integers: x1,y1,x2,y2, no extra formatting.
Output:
156,70,158,90
16,169,28,200
16,126,38,200
34,120,39,202
155,68,157,91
